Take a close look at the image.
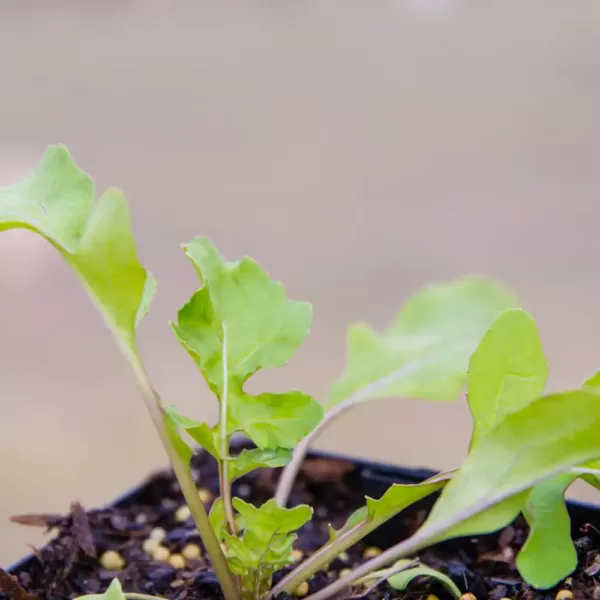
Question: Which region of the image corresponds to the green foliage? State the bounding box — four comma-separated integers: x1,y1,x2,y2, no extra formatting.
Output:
467,309,547,448
75,578,164,600
422,389,600,543
223,499,312,599
8,145,600,600
465,311,583,587
0,145,155,360
359,559,461,599
328,278,518,408
169,237,323,459
516,473,579,589
228,448,292,481
75,579,128,600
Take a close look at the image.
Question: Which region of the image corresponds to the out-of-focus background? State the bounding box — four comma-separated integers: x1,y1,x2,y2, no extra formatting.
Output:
2,1,600,566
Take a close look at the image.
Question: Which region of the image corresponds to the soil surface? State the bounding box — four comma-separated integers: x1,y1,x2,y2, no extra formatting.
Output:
5,449,600,600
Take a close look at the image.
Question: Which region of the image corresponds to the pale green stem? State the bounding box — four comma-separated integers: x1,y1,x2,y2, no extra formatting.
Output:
219,323,237,535
303,464,587,600
270,469,455,597
276,361,434,507
129,357,240,600
275,398,352,506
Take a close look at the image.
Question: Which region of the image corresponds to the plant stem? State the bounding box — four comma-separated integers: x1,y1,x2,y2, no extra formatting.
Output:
270,469,456,598
276,359,440,507
219,324,237,535
275,398,353,506
129,356,240,600
268,521,368,598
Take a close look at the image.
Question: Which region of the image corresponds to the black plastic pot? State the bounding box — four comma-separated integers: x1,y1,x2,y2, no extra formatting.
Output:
9,451,600,586
8,448,599,578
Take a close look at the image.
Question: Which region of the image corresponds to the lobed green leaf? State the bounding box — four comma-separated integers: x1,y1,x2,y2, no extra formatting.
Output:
328,277,518,409
232,498,312,542
172,237,323,450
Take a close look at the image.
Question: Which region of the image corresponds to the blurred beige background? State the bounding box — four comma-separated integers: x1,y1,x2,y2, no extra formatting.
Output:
2,1,600,567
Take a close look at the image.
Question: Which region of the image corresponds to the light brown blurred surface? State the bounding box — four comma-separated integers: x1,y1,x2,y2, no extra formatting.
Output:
2,1,600,567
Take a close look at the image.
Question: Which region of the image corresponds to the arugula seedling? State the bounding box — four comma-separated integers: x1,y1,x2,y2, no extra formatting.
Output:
6,145,599,600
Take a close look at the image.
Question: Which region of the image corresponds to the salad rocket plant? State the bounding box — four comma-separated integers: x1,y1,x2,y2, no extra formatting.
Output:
2,145,600,600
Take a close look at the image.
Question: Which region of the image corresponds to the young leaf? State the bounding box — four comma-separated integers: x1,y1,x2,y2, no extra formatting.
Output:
224,499,312,599
365,479,447,524
467,309,548,448
583,371,600,388
387,561,461,598
229,448,292,481
359,559,461,599
0,145,155,359
74,579,127,600
422,389,600,544
209,498,228,541
328,278,518,409
230,391,322,449
163,405,220,460
516,472,578,589
172,237,323,450
232,498,312,540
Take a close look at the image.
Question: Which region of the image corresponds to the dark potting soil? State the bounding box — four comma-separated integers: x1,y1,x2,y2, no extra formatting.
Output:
5,450,600,600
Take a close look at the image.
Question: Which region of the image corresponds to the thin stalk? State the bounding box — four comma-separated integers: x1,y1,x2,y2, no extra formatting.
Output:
268,520,368,597
275,398,353,506
129,356,240,600
352,559,419,597
276,358,435,507
219,324,237,535
303,464,584,600
271,469,456,596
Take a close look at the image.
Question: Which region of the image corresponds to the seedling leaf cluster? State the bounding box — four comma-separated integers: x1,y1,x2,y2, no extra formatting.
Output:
3,146,600,600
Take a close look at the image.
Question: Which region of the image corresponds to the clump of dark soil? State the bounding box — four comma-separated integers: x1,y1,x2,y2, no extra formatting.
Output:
5,449,600,600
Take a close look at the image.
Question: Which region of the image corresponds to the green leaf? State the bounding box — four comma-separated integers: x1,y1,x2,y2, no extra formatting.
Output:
74,579,127,600
420,389,600,547
360,559,461,599
327,277,518,409
229,448,292,481
163,409,193,467
230,391,323,449
328,507,368,542
224,499,310,598
0,145,155,360
366,479,447,523
232,498,312,542
172,237,323,449
387,561,461,598
328,476,447,548
162,405,219,459
467,309,548,448
516,472,578,589
209,498,228,542
583,371,600,388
